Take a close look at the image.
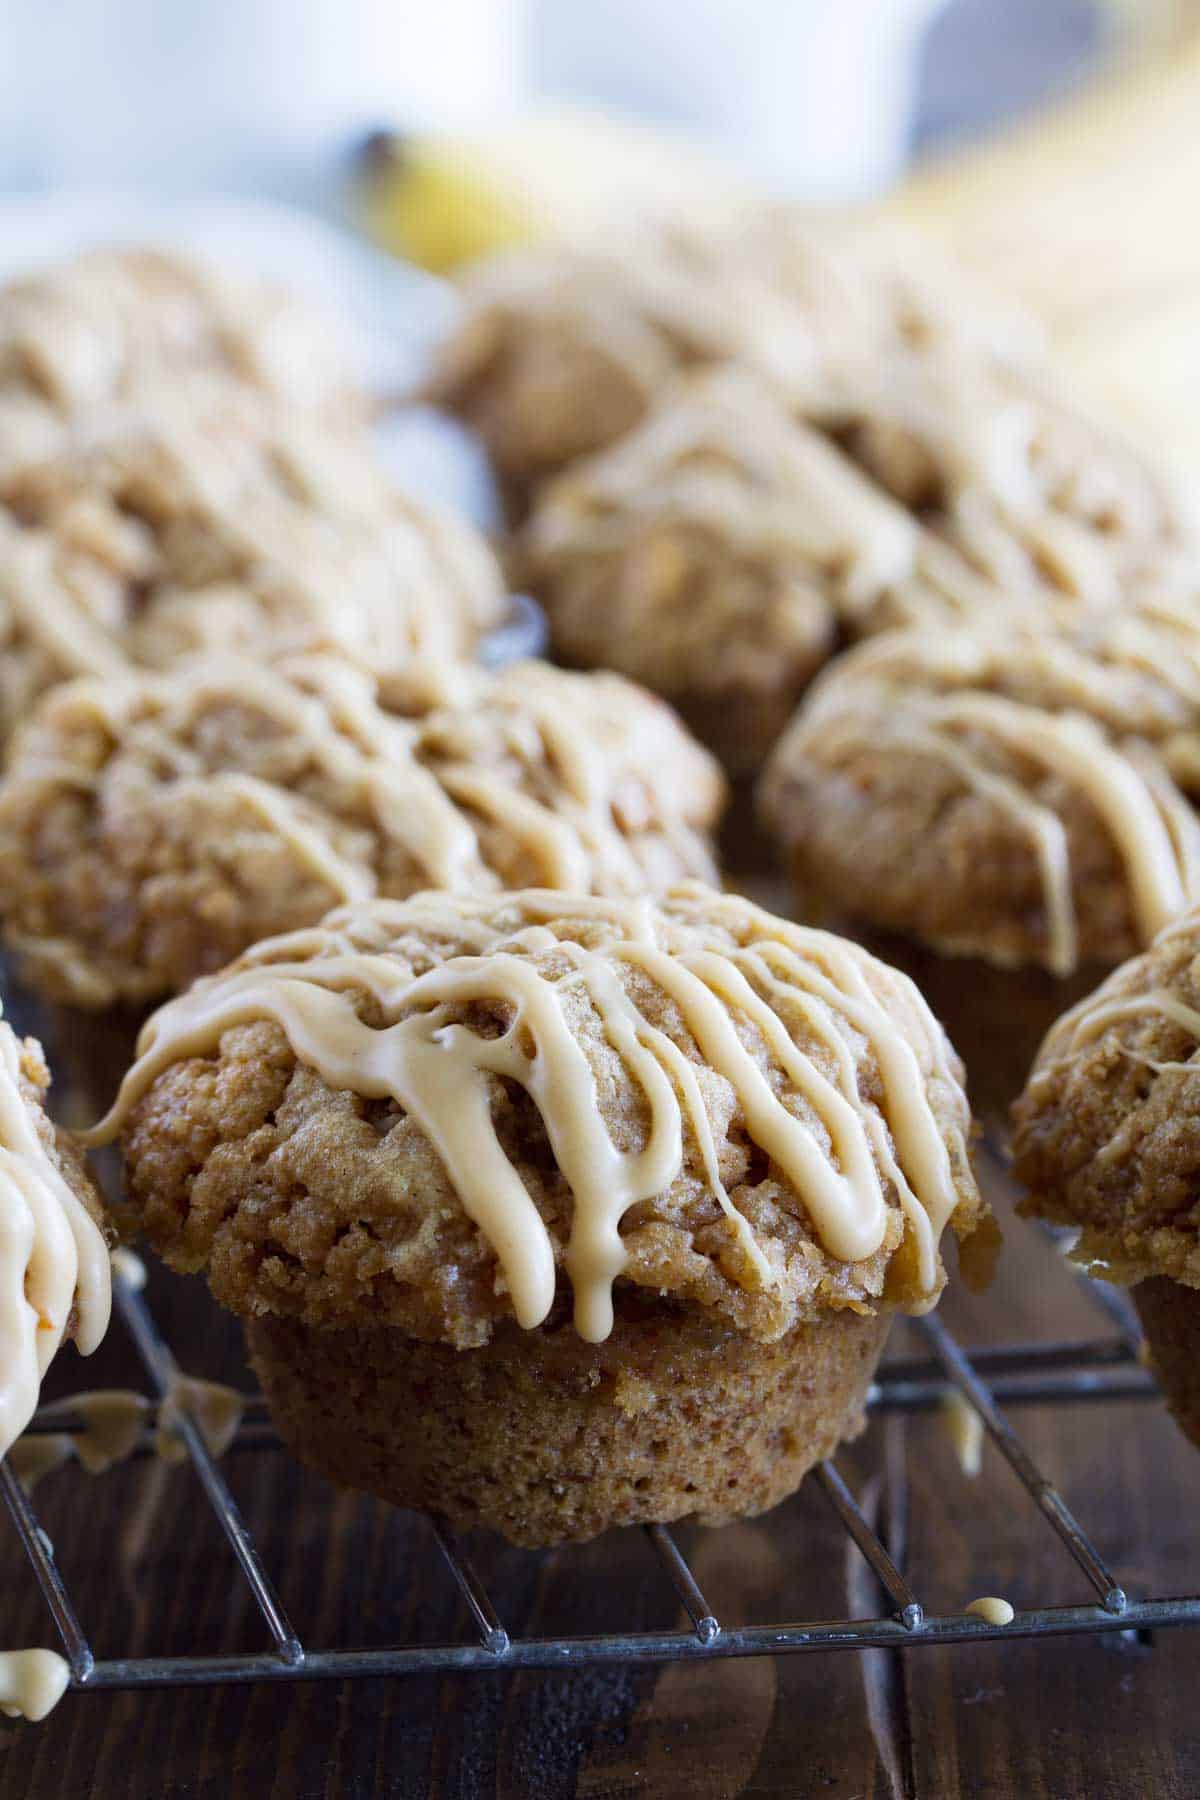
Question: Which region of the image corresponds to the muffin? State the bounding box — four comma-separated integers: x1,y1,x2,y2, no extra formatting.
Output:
830,343,1199,612
0,390,506,740
0,653,724,1008
759,608,1200,1108
1012,907,1200,1447
0,245,361,479
0,1005,111,1456
427,209,1043,522
91,884,989,1544
518,367,999,774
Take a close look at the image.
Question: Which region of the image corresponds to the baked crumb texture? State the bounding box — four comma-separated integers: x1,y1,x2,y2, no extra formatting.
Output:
247,1301,890,1544
840,928,1109,1124
0,1013,111,1457
0,655,724,1007
760,611,1200,980
110,884,986,1541
827,351,1196,611
1132,1278,1200,1451
0,246,361,481
517,368,1007,775
430,212,1042,517
1013,911,1200,1449
0,373,505,743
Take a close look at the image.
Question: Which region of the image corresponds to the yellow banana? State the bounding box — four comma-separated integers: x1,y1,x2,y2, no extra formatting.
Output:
354,110,748,274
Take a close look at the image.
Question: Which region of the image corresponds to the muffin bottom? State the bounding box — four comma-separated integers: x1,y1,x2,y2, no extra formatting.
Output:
1134,1277,1200,1451
246,1297,892,1546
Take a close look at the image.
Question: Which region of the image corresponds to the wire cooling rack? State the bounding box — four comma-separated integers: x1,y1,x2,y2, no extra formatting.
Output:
4,1241,1198,1701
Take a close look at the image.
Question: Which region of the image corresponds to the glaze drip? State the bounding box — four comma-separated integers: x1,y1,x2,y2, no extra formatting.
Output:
0,1014,110,1457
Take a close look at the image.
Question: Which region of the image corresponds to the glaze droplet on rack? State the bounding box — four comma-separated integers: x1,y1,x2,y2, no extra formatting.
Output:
0,1648,70,1721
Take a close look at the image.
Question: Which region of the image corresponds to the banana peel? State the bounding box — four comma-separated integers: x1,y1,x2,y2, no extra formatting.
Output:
354,109,749,274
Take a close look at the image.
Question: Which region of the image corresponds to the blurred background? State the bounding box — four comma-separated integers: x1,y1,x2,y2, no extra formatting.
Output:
0,0,1196,480
0,0,1159,202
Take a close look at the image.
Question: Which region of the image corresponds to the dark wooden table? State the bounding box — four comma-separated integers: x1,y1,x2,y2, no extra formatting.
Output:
3,837,1200,1800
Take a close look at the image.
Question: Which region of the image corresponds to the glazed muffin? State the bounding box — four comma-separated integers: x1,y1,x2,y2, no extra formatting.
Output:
425,217,913,519
1012,907,1200,1448
0,391,506,740
0,1005,111,1456
518,367,1000,774
830,344,1199,612
759,608,1200,1108
91,884,988,1544
0,654,724,1007
0,245,361,479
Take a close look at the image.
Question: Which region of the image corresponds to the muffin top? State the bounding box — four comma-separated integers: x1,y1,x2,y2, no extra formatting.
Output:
0,246,359,475
94,885,986,1348
0,1010,111,1455
1013,907,1200,1289
760,607,1200,976
0,389,505,741
0,653,724,1005
426,215,967,509
835,346,1198,610
521,367,1001,660
428,223,828,494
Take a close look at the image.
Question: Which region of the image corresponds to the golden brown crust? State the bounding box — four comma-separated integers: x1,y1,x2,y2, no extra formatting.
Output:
116,888,984,1349
0,246,361,474
0,656,724,1006
427,219,843,512
247,1300,891,1545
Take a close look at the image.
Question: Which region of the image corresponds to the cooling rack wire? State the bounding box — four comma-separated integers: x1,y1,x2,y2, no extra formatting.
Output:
4,1144,1199,1699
